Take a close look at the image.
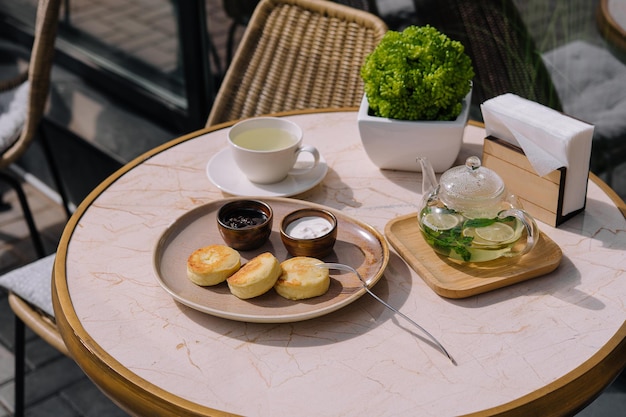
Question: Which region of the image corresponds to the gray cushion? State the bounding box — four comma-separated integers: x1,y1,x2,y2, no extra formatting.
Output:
542,40,626,143
0,253,55,318
0,81,29,154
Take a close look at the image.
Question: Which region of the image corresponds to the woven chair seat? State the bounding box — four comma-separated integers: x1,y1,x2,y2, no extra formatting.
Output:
0,254,55,318
207,0,388,126
543,40,626,142
543,40,626,181
0,82,29,155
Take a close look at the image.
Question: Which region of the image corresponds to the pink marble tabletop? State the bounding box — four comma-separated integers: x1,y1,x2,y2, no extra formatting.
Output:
53,110,626,417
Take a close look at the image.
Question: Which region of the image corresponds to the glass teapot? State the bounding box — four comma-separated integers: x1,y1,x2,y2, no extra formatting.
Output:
417,156,537,263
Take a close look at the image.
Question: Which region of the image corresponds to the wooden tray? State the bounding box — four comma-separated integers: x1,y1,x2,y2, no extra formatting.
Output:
385,213,562,298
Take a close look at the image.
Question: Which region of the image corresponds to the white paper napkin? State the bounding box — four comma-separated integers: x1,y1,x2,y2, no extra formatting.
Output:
481,93,594,216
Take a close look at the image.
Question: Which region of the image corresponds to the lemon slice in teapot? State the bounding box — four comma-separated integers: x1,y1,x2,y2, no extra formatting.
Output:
474,222,516,243
423,213,460,231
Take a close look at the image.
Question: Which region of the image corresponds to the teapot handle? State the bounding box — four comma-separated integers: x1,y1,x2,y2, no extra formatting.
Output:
498,208,538,257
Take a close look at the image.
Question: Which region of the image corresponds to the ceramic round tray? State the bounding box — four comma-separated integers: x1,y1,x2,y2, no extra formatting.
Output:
153,197,389,323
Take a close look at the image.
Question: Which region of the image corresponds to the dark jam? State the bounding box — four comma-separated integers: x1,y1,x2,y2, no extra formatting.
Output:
222,208,268,229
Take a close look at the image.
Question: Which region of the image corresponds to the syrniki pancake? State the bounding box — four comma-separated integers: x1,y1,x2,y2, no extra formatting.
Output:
227,252,281,299
275,257,330,300
187,245,241,286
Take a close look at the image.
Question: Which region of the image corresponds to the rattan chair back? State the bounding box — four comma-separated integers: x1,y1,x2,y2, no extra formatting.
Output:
1,0,62,167
0,2,69,415
207,0,388,126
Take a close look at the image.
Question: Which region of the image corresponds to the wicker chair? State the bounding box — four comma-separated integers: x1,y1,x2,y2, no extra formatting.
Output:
207,0,388,126
0,1,72,416
1,0,71,243
410,0,563,119
221,0,381,68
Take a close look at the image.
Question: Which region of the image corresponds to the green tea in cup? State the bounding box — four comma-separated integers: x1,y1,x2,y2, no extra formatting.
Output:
228,117,320,184
231,128,297,151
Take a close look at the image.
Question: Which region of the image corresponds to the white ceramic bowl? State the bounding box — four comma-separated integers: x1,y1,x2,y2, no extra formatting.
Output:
357,89,472,173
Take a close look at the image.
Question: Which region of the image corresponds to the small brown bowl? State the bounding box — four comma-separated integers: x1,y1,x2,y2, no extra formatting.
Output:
280,208,337,258
217,200,273,251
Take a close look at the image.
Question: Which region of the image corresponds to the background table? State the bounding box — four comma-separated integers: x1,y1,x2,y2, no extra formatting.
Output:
598,0,626,57
53,110,626,417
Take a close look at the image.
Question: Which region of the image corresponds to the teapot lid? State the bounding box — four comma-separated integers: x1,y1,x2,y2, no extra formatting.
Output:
439,156,504,207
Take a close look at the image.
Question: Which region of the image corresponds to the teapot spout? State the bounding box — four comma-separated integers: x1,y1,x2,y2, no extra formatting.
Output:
417,157,438,195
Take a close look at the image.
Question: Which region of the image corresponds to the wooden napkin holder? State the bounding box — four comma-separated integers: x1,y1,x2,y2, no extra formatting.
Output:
482,136,586,227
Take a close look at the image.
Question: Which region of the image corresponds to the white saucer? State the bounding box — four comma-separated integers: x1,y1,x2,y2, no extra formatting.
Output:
206,148,328,197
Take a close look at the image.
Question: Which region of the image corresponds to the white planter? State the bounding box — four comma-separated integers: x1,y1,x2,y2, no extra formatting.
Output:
357,89,472,173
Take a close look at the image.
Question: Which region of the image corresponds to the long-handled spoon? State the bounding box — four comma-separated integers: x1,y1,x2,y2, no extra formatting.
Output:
317,262,456,365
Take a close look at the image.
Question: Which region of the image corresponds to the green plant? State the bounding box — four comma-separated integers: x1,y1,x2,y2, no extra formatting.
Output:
361,25,474,121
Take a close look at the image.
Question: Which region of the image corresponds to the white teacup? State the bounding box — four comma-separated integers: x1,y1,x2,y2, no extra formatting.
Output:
228,117,320,184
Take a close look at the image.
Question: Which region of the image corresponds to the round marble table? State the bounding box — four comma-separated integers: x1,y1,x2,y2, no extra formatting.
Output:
53,110,626,417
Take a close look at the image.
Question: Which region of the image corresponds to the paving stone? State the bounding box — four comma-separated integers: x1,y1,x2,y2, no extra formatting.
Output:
23,356,86,407
25,336,66,371
0,344,13,387
0,294,14,350
61,379,129,417
21,395,79,417
0,381,14,414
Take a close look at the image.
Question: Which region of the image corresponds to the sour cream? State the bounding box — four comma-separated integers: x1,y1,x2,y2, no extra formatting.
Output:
286,216,333,239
